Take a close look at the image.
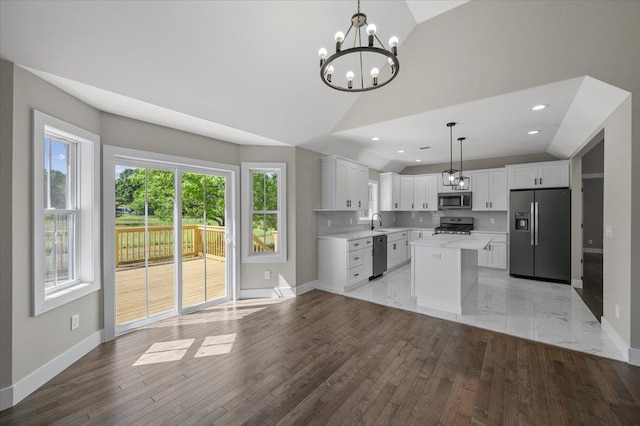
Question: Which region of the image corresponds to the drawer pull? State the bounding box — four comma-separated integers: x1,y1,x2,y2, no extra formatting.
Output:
354,243,359,246
354,257,359,260
354,273,360,277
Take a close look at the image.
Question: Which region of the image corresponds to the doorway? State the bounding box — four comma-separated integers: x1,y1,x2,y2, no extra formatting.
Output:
103,147,239,339
576,139,604,321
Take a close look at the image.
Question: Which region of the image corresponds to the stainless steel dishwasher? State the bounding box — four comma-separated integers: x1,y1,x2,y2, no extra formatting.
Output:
372,235,387,279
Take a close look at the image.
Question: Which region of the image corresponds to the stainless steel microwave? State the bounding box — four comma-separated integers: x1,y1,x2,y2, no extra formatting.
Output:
438,192,472,210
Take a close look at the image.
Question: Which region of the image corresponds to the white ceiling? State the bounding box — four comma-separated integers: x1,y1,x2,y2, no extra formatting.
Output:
0,1,628,172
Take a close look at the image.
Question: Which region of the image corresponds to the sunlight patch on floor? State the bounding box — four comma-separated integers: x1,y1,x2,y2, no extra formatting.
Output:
133,338,195,366
195,333,237,358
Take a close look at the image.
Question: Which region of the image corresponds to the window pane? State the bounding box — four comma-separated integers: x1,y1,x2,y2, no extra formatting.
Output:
252,171,278,211
44,213,75,289
252,213,278,253
45,138,71,209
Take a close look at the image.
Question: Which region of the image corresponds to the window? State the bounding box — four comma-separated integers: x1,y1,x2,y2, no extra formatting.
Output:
241,162,286,263
359,180,379,222
33,111,100,315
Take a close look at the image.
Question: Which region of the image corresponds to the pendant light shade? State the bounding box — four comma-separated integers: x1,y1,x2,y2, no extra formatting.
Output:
441,122,459,187
454,137,470,190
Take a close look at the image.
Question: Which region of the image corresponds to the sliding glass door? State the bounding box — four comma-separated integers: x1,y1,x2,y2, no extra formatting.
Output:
114,164,176,327
180,172,228,313
111,156,234,334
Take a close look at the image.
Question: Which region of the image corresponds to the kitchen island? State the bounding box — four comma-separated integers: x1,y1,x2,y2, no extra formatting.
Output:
411,234,492,314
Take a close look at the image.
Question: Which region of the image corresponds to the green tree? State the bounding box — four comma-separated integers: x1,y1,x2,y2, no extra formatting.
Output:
44,169,69,208
115,167,140,207
182,173,226,226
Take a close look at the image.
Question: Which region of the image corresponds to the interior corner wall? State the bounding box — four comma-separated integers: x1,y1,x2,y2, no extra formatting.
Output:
603,97,632,346
239,146,298,290
11,65,102,384
294,147,322,286
0,59,14,393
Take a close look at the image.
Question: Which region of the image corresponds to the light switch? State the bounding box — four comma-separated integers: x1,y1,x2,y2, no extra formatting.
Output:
605,225,612,238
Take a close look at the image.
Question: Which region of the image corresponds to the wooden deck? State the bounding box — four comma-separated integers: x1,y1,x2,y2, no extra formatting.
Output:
2,290,640,424
116,257,226,325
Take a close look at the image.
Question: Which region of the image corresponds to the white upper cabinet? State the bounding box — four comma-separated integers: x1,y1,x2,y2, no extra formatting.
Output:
400,176,414,210
507,160,570,190
379,172,402,211
380,173,438,211
321,156,369,211
472,168,507,211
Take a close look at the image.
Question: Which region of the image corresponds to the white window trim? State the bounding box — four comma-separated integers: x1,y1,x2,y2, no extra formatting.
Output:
358,179,379,223
241,162,287,263
33,110,101,315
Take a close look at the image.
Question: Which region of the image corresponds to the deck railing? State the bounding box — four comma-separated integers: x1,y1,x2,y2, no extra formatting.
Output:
115,225,230,268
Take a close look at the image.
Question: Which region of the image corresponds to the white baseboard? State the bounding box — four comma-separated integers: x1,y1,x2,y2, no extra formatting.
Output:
583,248,603,254
239,280,318,299
314,284,344,296
629,347,640,367
601,317,629,363
571,279,583,289
0,330,103,410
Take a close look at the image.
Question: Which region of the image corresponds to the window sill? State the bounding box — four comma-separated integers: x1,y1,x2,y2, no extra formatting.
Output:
35,281,100,316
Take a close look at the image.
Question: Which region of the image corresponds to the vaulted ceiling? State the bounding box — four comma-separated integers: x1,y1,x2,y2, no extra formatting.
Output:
0,1,628,172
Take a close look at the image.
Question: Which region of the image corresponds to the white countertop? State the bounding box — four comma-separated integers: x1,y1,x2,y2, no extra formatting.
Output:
317,227,419,241
411,234,492,250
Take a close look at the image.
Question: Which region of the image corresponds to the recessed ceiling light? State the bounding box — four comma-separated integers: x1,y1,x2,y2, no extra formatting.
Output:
415,159,422,162
528,130,541,135
531,104,548,111
419,146,430,150
371,137,380,141
397,150,404,153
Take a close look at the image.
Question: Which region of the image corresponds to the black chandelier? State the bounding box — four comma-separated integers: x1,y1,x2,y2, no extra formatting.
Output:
454,137,470,190
318,0,399,92
441,122,459,187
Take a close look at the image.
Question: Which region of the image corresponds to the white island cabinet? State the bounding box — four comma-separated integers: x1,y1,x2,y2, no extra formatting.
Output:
411,235,491,315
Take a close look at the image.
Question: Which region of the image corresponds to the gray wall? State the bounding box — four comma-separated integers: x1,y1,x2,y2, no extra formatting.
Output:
336,0,640,352
0,59,14,392
582,138,605,174
10,63,103,383
400,152,559,175
295,147,322,285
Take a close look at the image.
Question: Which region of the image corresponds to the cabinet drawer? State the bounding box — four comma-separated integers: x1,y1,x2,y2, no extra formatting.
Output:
363,238,373,247
348,266,365,286
349,239,365,251
387,232,407,243
348,249,364,268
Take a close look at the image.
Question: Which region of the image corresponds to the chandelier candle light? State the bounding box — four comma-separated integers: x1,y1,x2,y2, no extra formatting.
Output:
441,122,459,187
318,0,400,92
454,137,470,190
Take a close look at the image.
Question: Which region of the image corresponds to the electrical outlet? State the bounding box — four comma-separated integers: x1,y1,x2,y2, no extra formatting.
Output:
419,216,423,222
328,219,331,227
71,314,79,330
588,239,593,245
264,270,271,280
350,218,353,225
490,218,495,224
393,216,396,222
615,304,620,319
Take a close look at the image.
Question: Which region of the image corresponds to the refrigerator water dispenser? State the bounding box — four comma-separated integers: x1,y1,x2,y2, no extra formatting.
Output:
514,212,529,231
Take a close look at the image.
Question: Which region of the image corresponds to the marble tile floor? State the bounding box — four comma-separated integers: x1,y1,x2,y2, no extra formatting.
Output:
344,264,625,362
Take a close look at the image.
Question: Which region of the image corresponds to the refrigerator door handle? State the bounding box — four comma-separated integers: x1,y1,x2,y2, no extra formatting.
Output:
530,202,535,246
534,201,539,246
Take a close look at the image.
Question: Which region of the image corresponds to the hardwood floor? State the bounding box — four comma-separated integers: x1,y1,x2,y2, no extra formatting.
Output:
575,253,604,322
2,290,639,425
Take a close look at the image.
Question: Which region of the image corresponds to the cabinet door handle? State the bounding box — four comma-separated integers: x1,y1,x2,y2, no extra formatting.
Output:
412,203,414,209
486,202,488,208
534,178,538,185
354,243,359,247
359,201,361,207
354,257,359,260
426,202,428,208
539,178,542,185
490,201,493,208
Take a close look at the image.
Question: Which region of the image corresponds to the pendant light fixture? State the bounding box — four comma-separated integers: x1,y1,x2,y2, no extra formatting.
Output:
454,137,470,190
441,122,459,187
318,0,400,92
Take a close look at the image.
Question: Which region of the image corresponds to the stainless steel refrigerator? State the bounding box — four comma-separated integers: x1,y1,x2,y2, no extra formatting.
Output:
509,188,571,283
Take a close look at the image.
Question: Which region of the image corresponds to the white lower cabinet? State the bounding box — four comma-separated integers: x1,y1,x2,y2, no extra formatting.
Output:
473,232,507,269
387,231,408,269
318,237,373,293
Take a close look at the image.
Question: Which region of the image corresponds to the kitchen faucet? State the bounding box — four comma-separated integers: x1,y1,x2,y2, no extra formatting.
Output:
371,213,383,231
